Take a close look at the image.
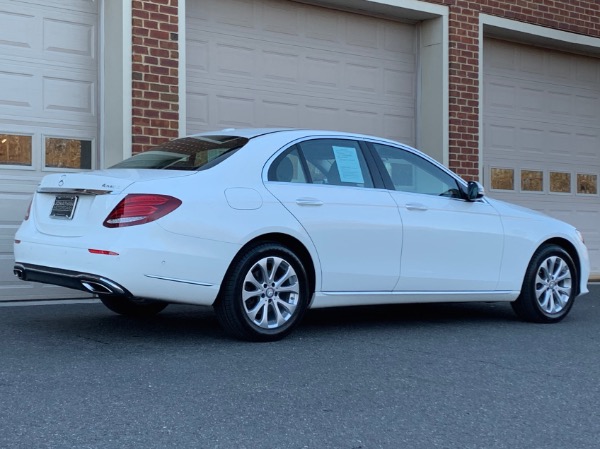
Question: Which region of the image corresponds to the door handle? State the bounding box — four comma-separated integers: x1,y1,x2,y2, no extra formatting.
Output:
296,197,323,206
405,203,428,211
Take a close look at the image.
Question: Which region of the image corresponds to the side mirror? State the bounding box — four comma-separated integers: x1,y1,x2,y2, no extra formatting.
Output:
466,181,485,201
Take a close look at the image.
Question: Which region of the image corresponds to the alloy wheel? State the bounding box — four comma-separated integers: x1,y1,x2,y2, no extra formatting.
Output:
535,255,572,315
242,256,300,329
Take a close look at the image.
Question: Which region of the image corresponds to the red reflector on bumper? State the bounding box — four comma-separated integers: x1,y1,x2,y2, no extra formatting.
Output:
88,249,119,256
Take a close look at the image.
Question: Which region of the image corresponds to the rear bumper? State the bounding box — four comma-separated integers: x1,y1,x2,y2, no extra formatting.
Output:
13,233,231,305
13,263,132,297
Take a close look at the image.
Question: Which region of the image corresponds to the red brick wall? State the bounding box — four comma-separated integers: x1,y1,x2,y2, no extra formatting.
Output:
131,0,179,155
130,0,600,178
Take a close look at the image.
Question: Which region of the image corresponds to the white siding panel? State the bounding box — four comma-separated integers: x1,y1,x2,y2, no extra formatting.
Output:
483,38,600,276
0,70,36,109
44,18,95,58
186,0,417,144
43,76,95,115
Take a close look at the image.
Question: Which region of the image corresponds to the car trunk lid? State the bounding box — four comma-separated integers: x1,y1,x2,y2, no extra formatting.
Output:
32,169,193,237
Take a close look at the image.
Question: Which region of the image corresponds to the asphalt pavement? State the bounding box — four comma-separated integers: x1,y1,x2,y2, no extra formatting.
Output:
1,286,600,449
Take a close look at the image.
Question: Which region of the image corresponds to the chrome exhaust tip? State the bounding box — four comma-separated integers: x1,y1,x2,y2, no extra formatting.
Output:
13,267,25,280
81,281,114,295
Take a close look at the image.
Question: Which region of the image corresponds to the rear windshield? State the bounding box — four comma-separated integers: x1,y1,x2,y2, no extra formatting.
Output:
110,135,249,170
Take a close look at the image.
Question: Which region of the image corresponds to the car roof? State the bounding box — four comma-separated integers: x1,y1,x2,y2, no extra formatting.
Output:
188,128,297,139
186,128,402,144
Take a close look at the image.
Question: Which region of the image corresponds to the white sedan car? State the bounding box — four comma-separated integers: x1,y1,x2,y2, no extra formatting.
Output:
14,129,590,341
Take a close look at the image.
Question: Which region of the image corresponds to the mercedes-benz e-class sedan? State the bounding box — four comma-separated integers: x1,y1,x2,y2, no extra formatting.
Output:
14,129,589,341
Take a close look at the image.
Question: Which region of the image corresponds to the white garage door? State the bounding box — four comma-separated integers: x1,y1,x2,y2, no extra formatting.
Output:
0,0,98,300
186,0,417,144
483,38,600,275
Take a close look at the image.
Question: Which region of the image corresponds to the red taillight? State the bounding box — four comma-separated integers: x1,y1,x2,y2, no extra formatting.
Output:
103,194,182,228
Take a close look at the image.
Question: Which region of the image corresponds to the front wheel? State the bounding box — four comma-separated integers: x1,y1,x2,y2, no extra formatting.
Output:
511,244,577,323
215,243,310,342
99,295,168,317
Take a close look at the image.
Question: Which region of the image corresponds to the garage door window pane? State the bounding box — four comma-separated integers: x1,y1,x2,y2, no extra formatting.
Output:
521,170,543,192
550,172,571,193
577,174,597,195
0,134,32,166
491,168,514,191
45,138,92,169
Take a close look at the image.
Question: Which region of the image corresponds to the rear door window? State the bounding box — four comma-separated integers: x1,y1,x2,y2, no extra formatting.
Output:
268,146,308,183
299,139,373,188
268,139,374,188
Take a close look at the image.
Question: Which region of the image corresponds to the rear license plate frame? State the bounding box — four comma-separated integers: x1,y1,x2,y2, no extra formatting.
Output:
50,195,79,220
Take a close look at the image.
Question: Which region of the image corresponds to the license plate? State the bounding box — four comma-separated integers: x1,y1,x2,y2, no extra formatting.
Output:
50,195,78,219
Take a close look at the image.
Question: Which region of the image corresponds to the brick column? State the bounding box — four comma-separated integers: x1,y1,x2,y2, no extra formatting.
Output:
131,0,180,155
447,2,480,179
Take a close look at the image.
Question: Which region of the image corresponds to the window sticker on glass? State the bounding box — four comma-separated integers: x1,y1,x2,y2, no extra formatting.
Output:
332,146,364,183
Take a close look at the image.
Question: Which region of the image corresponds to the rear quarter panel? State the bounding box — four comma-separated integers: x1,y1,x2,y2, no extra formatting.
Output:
147,160,323,290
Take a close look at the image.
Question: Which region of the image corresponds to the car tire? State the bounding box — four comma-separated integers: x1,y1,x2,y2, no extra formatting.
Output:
511,244,577,323
215,242,310,342
99,295,168,317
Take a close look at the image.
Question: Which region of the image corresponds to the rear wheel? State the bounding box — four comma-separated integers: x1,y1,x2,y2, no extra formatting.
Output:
215,243,310,342
99,295,168,317
511,244,577,323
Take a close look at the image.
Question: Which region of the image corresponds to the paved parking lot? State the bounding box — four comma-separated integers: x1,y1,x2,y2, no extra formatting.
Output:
1,286,600,448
